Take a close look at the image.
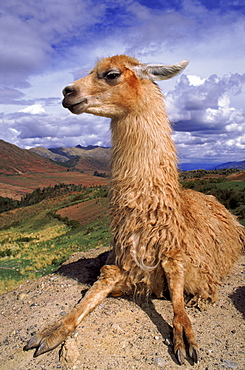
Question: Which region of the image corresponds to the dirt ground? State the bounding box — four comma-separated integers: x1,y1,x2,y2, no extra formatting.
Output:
0,246,244,370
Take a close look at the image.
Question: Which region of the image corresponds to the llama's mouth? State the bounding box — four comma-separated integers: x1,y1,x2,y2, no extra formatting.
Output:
62,98,88,114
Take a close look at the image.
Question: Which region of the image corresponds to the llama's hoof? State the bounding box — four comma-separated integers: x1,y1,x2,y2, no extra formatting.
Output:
175,345,198,365
24,333,66,357
24,321,73,356
189,345,199,363
24,332,61,357
24,333,43,351
175,348,185,365
33,340,51,357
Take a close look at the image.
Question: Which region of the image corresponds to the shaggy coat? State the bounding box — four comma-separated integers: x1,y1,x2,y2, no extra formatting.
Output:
25,55,244,365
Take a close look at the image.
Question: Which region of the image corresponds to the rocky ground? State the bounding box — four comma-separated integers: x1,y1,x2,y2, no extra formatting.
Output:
0,246,244,370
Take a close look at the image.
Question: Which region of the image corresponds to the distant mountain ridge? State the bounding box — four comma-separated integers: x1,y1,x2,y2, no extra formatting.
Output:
211,160,245,170
178,163,212,171
75,144,110,150
179,161,245,171
30,145,111,174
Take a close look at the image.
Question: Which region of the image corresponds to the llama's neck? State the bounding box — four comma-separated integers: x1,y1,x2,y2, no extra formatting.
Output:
109,86,182,270
110,88,180,206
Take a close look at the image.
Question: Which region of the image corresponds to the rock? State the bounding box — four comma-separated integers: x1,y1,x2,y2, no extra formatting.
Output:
111,323,125,333
155,357,166,367
220,359,239,369
17,293,28,301
59,337,80,367
164,338,172,346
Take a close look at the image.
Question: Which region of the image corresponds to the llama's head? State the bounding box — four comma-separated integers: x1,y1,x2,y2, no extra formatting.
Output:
62,55,188,118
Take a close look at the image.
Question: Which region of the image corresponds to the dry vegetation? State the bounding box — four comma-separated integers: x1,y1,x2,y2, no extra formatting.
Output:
0,172,107,200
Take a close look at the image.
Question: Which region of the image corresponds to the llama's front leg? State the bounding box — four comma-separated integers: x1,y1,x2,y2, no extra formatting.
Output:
162,259,198,365
24,265,122,357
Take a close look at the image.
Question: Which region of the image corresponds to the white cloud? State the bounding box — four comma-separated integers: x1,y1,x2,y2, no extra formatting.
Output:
167,70,245,163
187,75,206,86
166,72,245,131
19,104,46,115
226,123,244,133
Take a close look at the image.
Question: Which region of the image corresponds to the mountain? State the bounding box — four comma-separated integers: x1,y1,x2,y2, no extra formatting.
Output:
75,144,110,150
178,163,212,171
48,145,110,161
179,160,245,171
29,146,69,163
0,140,64,175
30,145,111,174
211,160,245,170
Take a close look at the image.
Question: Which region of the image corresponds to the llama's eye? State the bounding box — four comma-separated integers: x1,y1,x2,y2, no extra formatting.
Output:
105,71,121,80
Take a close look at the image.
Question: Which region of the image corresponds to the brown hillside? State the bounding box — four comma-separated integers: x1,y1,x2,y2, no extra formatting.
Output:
29,146,69,163
227,170,245,181
0,140,64,175
49,146,110,161
74,156,109,174
31,145,110,174
0,172,107,200
56,197,108,226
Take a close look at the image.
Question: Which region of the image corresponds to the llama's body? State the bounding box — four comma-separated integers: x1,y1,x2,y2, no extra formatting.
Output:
25,55,244,365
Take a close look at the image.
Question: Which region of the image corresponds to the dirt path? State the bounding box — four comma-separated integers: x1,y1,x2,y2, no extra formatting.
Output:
0,247,244,370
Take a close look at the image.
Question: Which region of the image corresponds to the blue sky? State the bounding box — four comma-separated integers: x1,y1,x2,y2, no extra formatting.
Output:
0,0,245,165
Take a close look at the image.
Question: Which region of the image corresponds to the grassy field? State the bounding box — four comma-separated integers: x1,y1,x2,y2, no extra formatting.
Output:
0,187,110,294
0,176,244,294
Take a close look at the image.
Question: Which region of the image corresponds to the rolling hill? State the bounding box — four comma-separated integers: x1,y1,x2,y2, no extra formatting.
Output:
30,145,110,174
0,140,64,175
212,160,245,170
28,146,69,163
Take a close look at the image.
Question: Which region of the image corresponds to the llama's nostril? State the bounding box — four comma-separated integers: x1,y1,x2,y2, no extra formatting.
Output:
62,85,76,97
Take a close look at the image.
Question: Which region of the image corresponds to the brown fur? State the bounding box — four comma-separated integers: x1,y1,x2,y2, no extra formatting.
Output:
25,55,244,365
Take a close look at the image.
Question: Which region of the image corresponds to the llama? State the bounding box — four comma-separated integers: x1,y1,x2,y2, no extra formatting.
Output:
25,55,244,365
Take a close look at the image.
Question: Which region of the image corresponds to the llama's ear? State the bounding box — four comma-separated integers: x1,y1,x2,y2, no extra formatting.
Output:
134,60,189,81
